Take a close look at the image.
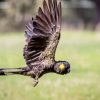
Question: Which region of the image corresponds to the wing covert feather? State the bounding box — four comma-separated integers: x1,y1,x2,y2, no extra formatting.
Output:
24,0,62,68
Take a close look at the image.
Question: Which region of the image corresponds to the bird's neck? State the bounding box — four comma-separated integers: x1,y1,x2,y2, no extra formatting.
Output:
39,67,55,78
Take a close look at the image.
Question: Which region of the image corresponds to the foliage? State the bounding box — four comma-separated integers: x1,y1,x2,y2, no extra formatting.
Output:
0,0,98,31
63,0,96,27
0,0,37,31
6,0,35,28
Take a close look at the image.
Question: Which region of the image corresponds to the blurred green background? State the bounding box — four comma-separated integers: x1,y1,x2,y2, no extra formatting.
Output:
0,0,100,100
0,31,100,100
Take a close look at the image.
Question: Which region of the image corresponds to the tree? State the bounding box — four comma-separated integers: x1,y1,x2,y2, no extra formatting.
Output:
62,0,97,30
90,0,100,30
0,0,6,18
5,0,36,29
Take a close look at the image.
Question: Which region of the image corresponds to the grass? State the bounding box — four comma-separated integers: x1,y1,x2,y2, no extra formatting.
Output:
0,30,100,100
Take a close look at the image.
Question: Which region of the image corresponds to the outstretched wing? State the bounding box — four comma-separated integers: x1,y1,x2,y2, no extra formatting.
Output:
24,0,62,68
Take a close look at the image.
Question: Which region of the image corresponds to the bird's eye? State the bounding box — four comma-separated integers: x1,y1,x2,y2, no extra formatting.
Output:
59,64,65,71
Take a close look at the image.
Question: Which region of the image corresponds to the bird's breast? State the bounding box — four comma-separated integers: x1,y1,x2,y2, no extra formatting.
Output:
42,57,54,69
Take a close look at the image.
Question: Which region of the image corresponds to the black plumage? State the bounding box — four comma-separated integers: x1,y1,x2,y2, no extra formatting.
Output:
0,0,70,86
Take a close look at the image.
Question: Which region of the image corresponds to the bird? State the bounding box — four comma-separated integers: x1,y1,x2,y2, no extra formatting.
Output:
0,0,70,87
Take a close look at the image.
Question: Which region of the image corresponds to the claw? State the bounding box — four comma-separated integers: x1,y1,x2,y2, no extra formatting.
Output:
32,75,39,87
33,79,39,87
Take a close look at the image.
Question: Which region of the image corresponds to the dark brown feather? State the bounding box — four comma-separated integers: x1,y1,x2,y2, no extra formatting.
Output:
24,0,62,72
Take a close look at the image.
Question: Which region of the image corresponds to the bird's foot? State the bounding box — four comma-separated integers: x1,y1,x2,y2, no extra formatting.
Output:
33,79,39,87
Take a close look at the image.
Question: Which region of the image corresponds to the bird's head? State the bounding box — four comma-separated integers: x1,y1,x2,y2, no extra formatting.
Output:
54,61,70,75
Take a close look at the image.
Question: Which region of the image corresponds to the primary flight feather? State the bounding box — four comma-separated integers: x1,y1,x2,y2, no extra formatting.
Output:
0,0,70,86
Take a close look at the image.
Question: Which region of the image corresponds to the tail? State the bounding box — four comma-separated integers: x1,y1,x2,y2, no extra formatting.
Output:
0,67,29,76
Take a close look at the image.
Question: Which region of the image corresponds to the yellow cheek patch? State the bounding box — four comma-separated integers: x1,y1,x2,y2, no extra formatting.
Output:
59,64,65,71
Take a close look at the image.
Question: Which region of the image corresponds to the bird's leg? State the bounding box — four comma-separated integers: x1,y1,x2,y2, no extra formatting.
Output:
33,76,39,87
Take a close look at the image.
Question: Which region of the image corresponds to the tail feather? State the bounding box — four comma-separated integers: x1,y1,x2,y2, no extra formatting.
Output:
0,67,29,76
